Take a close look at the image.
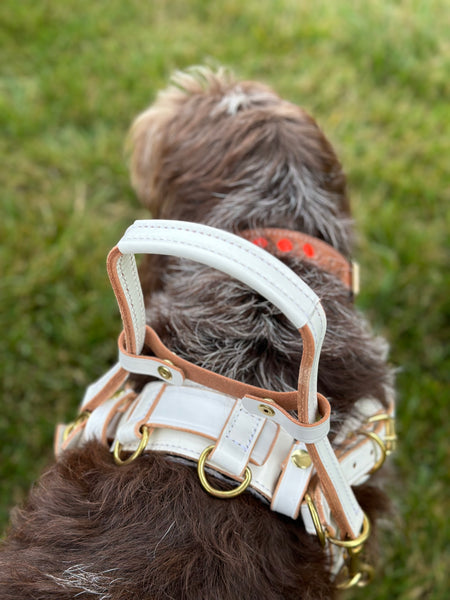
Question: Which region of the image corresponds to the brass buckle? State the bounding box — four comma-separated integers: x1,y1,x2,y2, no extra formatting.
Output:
113,425,150,465
197,445,252,499
367,413,397,454
304,495,374,589
357,412,397,474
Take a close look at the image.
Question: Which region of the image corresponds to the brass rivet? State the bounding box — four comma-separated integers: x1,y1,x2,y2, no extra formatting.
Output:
158,365,173,381
258,404,275,417
291,449,312,469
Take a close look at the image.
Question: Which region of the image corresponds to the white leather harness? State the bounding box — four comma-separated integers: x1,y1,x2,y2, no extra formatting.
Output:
55,220,395,587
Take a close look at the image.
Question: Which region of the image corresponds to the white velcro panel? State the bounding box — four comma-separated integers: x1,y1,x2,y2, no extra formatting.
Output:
208,401,266,478
271,442,313,519
115,383,236,447
242,396,330,443
148,386,235,438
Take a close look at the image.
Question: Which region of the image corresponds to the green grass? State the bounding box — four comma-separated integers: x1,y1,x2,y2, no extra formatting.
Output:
1,0,448,597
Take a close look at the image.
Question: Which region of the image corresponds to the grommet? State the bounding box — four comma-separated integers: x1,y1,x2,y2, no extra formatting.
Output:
258,403,276,417
158,364,173,381
291,449,312,469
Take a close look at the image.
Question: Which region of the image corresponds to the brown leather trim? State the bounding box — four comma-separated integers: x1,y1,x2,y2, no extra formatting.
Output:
82,366,129,413
297,326,316,422
306,443,355,538
144,326,300,411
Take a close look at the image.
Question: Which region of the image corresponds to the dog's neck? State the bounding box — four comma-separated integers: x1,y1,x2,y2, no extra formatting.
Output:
240,228,359,296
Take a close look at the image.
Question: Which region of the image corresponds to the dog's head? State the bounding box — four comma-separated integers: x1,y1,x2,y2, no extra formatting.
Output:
129,67,352,255
127,68,391,426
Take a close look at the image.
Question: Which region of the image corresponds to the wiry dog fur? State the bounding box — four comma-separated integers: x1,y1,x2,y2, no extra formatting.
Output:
0,68,394,599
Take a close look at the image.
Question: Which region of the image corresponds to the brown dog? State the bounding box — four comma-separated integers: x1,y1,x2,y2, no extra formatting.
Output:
0,68,395,599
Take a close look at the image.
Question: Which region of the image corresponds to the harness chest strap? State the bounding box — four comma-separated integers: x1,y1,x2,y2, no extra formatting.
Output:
57,377,392,526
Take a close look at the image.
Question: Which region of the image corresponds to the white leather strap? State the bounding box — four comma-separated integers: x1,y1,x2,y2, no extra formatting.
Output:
208,401,266,478
271,442,313,518
242,395,330,444
81,362,128,411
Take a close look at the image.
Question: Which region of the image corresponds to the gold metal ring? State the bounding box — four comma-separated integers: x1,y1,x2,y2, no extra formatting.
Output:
63,411,90,442
358,430,387,473
327,513,371,549
336,569,363,590
113,425,150,466
197,445,252,499
356,563,375,587
336,559,374,589
304,493,327,547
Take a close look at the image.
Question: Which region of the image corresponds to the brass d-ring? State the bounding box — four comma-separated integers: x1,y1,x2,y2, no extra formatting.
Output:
327,513,371,550
197,445,252,499
358,430,387,473
113,425,150,466
304,493,327,547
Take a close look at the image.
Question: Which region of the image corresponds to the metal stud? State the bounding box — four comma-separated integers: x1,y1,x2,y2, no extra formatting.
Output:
291,449,312,469
157,365,173,381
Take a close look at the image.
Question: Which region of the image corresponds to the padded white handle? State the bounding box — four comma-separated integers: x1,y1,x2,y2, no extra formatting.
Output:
108,219,326,422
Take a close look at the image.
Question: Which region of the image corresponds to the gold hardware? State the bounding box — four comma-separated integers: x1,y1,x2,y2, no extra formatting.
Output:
304,493,327,547
326,513,371,549
258,403,275,417
291,449,312,469
157,364,173,381
358,430,387,473
63,411,90,441
113,425,150,466
351,261,360,296
335,547,375,589
330,514,374,589
367,413,397,454
197,445,252,499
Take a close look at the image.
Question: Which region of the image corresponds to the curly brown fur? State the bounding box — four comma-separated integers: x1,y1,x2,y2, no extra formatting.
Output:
0,68,394,599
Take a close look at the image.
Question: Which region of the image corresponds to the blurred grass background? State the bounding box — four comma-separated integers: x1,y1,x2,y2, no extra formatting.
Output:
0,0,448,597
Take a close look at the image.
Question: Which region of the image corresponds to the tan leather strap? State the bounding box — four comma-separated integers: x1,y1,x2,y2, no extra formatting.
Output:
240,228,358,294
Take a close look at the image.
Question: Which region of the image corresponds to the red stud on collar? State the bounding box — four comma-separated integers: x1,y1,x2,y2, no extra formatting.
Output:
302,242,315,258
277,238,294,253
252,237,268,248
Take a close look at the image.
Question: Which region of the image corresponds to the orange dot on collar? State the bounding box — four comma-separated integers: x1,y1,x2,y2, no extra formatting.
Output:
303,242,315,258
252,237,268,248
277,238,293,252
